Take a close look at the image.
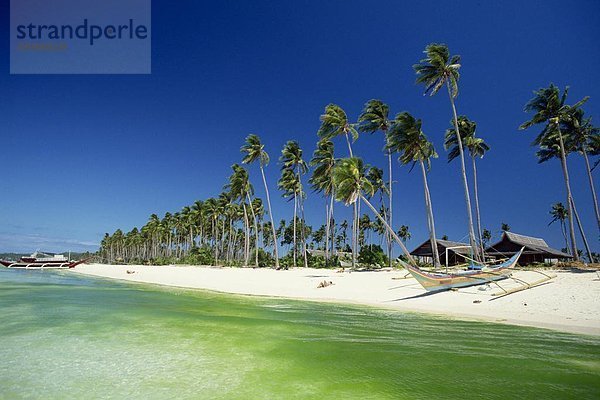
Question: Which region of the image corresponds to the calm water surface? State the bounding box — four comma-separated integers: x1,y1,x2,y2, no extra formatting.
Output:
0,268,598,399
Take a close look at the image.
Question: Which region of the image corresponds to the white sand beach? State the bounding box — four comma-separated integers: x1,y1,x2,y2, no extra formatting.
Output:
72,264,600,336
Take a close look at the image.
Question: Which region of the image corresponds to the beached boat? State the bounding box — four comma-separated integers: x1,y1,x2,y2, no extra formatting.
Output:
403,248,524,292
0,252,88,269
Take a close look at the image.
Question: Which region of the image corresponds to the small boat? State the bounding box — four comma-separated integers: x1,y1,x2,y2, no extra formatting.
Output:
404,248,524,292
0,252,89,269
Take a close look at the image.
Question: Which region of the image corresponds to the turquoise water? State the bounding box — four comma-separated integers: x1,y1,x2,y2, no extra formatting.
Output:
0,268,598,399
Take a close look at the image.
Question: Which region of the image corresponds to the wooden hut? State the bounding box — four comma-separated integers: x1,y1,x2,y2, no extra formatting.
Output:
485,231,572,265
410,239,472,267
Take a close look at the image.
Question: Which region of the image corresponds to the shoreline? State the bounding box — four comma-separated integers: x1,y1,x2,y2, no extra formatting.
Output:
71,263,600,337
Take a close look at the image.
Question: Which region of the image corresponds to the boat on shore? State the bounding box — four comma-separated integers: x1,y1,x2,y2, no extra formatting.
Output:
0,252,89,269
403,248,524,292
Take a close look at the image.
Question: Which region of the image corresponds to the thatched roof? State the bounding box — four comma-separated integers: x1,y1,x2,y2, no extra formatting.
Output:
485,231,572,259
410,239,471,256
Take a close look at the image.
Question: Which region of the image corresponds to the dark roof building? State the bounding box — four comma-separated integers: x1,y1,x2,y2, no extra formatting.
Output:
410,239,472,266
485,231,573,265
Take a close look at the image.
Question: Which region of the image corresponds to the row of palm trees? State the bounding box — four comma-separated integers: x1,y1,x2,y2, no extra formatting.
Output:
521,85,599,262
99,43,599,266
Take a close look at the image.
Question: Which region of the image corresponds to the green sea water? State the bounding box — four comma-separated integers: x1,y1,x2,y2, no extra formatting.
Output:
0,268,598,399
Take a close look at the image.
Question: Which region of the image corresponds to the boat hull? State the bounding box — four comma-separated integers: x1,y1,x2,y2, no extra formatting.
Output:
0,258,89,269
405,248,523,292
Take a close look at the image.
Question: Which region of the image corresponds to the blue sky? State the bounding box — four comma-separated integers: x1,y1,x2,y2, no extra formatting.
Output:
1,0,599,254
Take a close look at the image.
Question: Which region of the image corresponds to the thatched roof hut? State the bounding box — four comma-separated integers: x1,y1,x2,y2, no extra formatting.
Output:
485,231,572,265
410,239,472,266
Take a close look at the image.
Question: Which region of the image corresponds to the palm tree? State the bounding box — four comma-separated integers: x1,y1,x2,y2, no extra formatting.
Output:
414,43,480,262
536,133,594,262
549,202,569,253
241,134,280,268
566,112,600,233
520,84,589,260
444,115,490,257
359,99,394,266
318,104,361,267
397,225,411,243
318,104,358,156
309,139,337,264
225,164,255,266
279,141,308,268
387,112,441,267
501,223,510,232
332,157,416,265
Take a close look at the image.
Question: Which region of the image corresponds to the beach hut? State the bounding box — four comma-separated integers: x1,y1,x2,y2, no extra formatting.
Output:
410,239,472,267
485,231,573,265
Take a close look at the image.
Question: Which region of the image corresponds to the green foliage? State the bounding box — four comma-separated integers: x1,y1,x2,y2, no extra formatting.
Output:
182,247,214,265
257,248,275,268
358,244,388,268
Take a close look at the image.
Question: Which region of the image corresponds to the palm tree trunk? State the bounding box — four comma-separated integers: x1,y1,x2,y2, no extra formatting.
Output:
561,221,569,253
247,194,259,268
556,124,579,260
330,191,335,258
420,161,441,267
260,165,280,267
352,201,357,268
242,203,250,266
387,150,393,268
471,156,485,258
359,194,416,265
293,194,297,268
324,197,330,266
447,83,480,262
582,149,600,233
570,197,595,263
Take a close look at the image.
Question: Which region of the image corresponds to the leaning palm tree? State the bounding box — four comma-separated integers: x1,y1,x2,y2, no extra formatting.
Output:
536,132,594,262
387,111,441,267
359,99,394,266
332,157,416,265
309,139,337,264
444,115,490,257
549,202,569,253
519,84,589,260
566,111,600,233
414,43,480,262
241,134,280,268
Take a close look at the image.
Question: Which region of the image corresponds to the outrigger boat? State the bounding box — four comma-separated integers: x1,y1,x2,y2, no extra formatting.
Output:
0,252,88,269
403,248,524,292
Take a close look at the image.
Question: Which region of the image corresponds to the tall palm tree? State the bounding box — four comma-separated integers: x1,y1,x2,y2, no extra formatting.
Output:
241,134,280,268
566,112,600,233
387,111,441,267
414,43,480,262
318,103,360,267
519,84,589,260
225,164,255,266
444,115,490,257
536,133,594,262
549,202,569,253
309,139,336,264
332,157,416,265
359,99,394,266
279,141,308,268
